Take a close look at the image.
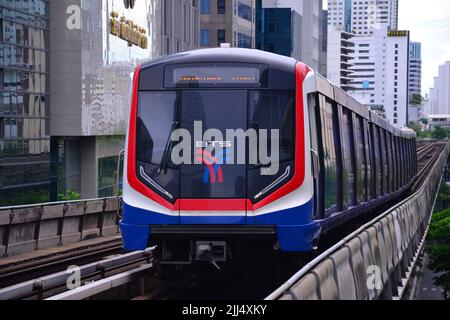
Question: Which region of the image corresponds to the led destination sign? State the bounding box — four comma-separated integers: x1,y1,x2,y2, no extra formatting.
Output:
165,64,268,88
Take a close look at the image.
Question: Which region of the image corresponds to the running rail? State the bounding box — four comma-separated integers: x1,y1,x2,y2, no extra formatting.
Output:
266,141,450,300
0,248,153,300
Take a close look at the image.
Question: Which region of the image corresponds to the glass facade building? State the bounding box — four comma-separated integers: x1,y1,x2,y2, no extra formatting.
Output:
256,7,293,58
50,0,199,201
0,0,50,205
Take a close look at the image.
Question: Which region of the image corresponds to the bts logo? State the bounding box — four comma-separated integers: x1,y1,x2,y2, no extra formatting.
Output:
196,149,228,184
124,0,136,9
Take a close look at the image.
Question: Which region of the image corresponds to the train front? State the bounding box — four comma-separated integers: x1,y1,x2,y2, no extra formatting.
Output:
120,48,320,262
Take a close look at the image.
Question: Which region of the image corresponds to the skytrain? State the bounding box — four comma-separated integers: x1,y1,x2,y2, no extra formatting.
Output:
120,48,416,263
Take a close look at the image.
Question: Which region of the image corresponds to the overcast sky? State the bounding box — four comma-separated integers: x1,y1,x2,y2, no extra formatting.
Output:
398,0,450,95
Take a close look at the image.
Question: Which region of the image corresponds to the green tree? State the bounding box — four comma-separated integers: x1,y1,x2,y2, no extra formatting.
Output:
435,182,450,213
410,93,423,106
58,190,81,201
426,182,450,299
427,207,450,300
408,122,422,134
431,126,448,140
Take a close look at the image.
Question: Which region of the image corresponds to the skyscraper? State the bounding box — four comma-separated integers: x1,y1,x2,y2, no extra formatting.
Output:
327,26,355,91
409,42,422,97
428,61,450,115
0,1,51,205
348,28,410,126
255,0,327,74
328,0,398,35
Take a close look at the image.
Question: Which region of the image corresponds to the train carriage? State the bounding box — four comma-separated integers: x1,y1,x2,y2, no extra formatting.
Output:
120,48,416,262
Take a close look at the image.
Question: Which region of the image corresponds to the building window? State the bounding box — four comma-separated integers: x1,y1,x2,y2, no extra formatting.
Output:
237,1,252,21
200,29,210,46
217,29,225,46
237,32,252,48
200,0,210,14
217,0,225,14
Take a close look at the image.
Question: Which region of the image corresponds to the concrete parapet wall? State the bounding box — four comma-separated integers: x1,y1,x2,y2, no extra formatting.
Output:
271,141,450,300
0,197,121,257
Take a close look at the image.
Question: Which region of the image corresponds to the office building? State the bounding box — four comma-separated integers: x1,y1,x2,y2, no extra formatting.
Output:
50,0,200,200
409,42,422,97
0,0,51,205
427,115,450,130
428,61,450,116
327,25,355,90
348,27,410,126
256,0,327,74
328,0,398,35
199,0,255,49
156,0,200,56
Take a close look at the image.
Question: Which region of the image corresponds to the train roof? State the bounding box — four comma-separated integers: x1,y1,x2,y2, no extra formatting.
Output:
140,47,297,72
139,48,416,140
310,71,416,139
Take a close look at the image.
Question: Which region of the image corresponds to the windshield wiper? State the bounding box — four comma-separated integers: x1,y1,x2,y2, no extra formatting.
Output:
158,98,180,175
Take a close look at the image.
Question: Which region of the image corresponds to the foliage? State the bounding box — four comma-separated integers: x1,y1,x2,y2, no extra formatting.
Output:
408,122,422,134
413,125,450,140
58,190,81,201
426,183,450,299
410,93,424,106
435,182,450,213
420,118,429,126
431,126,449,140
0,190,50,207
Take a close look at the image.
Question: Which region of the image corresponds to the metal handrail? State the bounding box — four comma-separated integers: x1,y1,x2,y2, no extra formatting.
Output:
0,196,122,211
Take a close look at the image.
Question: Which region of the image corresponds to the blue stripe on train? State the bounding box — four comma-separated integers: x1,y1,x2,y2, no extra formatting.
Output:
119,199,322,252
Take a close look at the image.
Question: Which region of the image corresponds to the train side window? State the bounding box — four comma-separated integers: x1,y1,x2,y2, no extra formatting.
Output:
371,125,382,197
399,138,403,185
366,121,374,200
395,136,400,189
408,139,412,180
404,139,408,183
308,93,321,219
410,140,414,177
413,140,417,176
414,140,417,175
405,139,410,181
404,139,407,184
316,94,339,216
387,133,394,193
354,115,366,203
399,138,405,186
380,130,388,194
340,107,356,208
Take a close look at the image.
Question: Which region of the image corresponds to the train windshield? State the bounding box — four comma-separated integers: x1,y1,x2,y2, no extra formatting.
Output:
136,89,295,203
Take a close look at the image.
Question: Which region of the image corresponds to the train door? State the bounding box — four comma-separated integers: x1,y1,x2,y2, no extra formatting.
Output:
178,90,248,224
